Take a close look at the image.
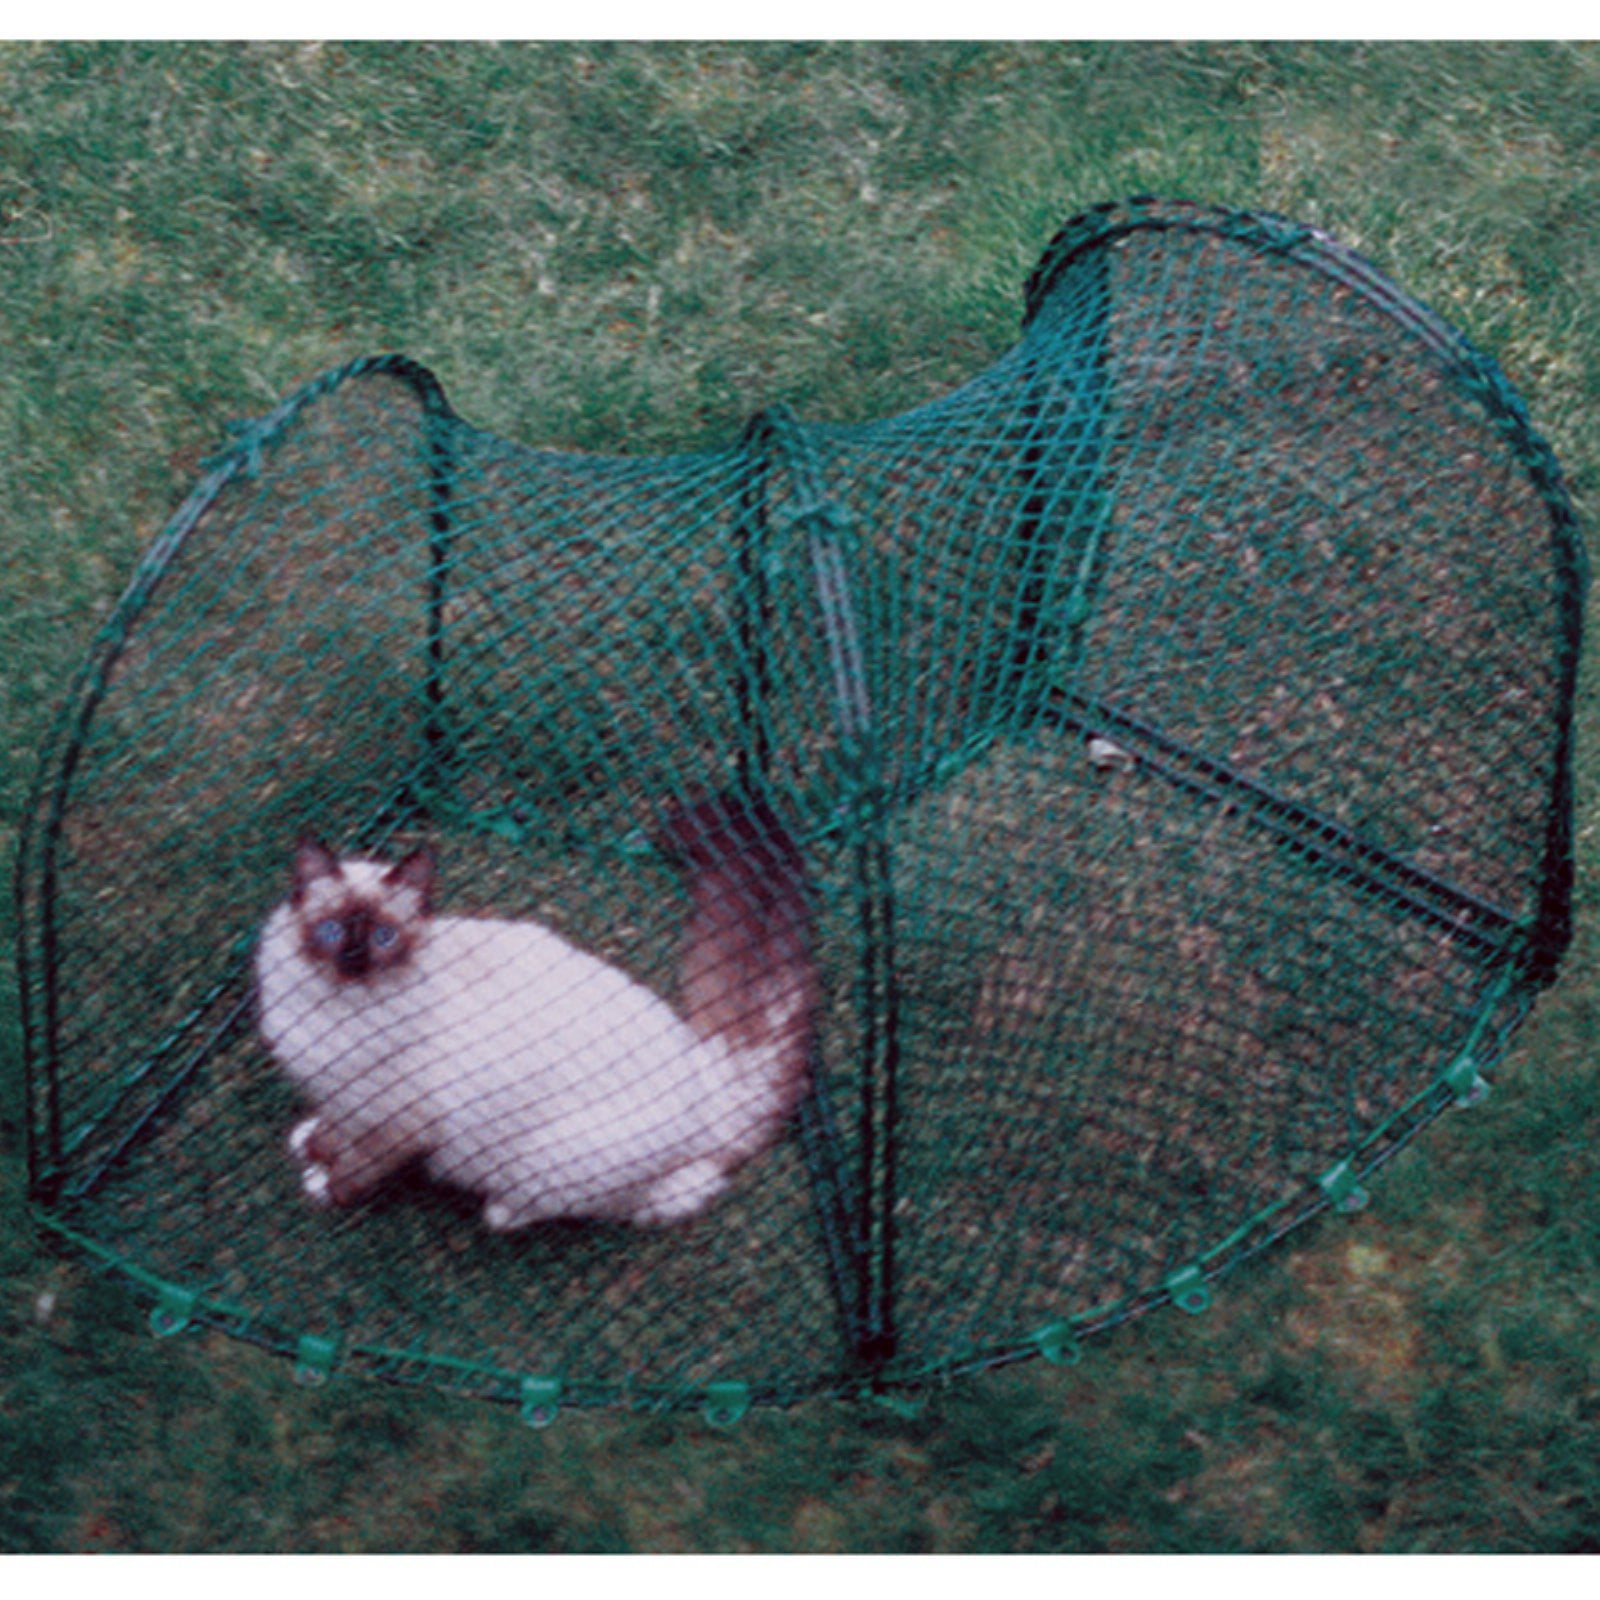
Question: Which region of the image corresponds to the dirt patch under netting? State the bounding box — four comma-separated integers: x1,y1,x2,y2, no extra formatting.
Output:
882,725,1515,1374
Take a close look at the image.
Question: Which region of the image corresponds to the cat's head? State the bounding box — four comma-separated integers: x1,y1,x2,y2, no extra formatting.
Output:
288,837,435,983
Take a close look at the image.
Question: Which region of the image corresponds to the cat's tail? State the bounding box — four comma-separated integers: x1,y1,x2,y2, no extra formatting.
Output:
655,792,818,1149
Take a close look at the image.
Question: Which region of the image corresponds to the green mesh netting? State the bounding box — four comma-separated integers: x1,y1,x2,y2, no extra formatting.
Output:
15,197,1586,1418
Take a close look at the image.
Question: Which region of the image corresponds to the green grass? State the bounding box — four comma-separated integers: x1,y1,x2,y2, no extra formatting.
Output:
3,39,1600,1553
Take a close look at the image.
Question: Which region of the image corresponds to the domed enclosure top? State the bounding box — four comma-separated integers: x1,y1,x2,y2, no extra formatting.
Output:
15,197,1585,1414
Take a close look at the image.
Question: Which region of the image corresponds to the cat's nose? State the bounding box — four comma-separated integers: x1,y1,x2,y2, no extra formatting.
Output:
336,936,372,978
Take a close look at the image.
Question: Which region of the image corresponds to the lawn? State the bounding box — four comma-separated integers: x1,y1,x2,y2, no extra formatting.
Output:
2,39,1599,1553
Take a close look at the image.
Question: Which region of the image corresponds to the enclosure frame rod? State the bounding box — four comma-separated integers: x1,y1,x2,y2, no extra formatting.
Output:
734,415,776,793
16,443,247,1202
805,503,902,1373
1044,688,1522,961
755,404,904,1375
66,986,257,1203
419,384,462,816
738,408,884,1375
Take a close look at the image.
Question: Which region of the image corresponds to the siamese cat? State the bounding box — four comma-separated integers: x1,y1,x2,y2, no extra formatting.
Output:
254,795,816,1230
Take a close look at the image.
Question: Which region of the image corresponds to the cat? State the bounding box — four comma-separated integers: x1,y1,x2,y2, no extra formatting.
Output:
253,794,817,1230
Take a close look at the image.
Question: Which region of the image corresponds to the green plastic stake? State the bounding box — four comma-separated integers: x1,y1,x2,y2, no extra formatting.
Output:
1318,1159,1370,1215
1443,1052,1491,1108
293,1334,339,1387
702,1381,751,1429
1032,1319,1085,1366
1165,1265,1212,1315
520,1376,562,1429
481,811,531,846
149,1285,197,1339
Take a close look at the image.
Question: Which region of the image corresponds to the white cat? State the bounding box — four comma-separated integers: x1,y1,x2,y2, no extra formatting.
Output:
254,796,816,1229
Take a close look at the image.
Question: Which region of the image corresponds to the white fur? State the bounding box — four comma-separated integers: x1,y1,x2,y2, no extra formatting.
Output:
255,862,799,1229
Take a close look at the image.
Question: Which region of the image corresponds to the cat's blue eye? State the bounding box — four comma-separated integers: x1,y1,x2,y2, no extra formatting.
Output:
312,918,343,949
372,923,398,950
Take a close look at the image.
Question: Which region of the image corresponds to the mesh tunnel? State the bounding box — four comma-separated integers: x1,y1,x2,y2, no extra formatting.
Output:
14,197,1586,1415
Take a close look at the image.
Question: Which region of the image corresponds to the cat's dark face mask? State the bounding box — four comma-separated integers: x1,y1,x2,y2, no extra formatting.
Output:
308,906,406,982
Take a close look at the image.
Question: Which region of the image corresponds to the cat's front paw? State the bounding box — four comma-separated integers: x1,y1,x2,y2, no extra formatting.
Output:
288,1116,319,1162
288,1116,334,1207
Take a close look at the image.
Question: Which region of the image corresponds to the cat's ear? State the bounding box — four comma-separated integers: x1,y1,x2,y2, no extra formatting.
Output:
385,846,436,914
291,836,341,904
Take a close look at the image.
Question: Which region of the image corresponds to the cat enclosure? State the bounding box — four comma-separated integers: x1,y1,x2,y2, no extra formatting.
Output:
14,197,1586,1419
